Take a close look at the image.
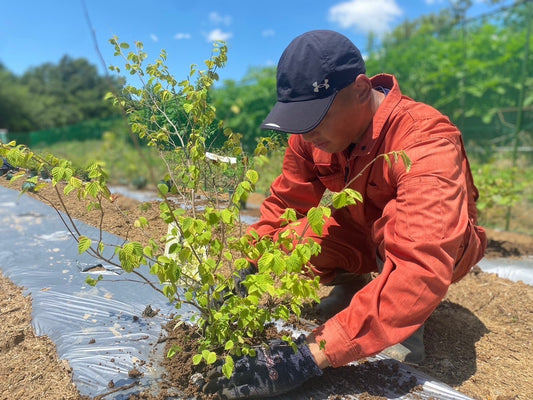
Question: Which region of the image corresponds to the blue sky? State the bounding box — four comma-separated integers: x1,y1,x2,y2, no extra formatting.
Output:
0,0,513,85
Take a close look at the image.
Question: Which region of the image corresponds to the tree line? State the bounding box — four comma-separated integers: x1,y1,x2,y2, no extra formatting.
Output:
0,56,123,133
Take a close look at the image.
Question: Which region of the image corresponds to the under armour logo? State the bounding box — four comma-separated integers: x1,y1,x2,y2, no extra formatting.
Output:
312,79,330,92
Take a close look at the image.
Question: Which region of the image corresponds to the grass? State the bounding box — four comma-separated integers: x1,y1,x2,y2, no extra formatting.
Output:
33,138,533,236
33,133,166,189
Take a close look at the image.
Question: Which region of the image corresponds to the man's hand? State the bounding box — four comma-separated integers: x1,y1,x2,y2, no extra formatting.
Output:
234,262,257,297
203,335,322,399
212,263,257,308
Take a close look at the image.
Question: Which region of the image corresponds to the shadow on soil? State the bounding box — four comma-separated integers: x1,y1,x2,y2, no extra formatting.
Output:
421,300,488,386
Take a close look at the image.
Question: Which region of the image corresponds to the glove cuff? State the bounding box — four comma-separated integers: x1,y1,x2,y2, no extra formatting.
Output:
296,335,323,377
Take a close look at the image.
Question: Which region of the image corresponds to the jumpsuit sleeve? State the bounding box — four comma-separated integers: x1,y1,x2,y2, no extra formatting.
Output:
248,135,326,238
314,133,474,367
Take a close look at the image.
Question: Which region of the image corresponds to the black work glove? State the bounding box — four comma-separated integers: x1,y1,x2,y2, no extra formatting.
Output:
203,335,322,399
212,263,257,308
234,262,257,298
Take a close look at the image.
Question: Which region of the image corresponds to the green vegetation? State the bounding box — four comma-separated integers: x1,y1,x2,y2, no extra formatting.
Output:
210,66,279,152
4,38,400,378
0,56,122,133
32,132,165,189
473,155,533,234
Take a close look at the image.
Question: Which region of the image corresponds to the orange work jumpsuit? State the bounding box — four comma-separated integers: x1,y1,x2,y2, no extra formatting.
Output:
248,73,487,367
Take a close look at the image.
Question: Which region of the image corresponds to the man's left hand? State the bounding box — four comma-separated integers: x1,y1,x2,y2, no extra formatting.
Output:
202,335,322,399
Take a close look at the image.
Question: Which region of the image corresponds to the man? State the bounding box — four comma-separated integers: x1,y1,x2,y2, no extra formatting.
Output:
204,29,487,399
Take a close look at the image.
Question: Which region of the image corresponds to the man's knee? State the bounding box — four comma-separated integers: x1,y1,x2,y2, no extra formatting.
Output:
315,272,373,320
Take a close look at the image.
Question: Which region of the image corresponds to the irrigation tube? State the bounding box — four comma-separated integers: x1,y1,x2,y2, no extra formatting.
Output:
1,185,477,399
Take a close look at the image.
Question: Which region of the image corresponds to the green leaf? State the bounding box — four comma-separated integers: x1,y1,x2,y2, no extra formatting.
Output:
276,304,290,320
157,183,169,196
234,258,249,271
78,236,92,254
167,344,181,358
182,217,194,233
69,176,83,188
118,242,144,272
280,208,297,223
222,356,234,379
85,275,102,287
224,340,234,350
52,167,64,182
221,208,233,224
192,354,203,365
345,188,363,203
246,169,259,184
401,152,412,172
307,207,323,225
163,285,176,300
258,253,274,271
206,351,217,365
183,103,194,114
332,189,361,209
134,216,148,228
86,181,100,198
271,254,285,274
307,207,325,236
383,153,391,168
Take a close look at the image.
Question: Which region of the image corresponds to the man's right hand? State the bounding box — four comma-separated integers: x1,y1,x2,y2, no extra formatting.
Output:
202,335,322,399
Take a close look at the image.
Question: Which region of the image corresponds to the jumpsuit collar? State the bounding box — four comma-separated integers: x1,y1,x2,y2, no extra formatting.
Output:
347,73,402,160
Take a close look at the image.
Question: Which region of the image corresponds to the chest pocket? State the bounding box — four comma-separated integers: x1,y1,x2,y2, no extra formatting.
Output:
312,151,347,193
315,166,346,193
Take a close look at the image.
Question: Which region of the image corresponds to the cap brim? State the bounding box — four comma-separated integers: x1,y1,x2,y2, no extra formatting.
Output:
260,93,337,134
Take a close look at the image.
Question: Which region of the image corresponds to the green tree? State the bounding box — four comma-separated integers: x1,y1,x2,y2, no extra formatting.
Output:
20,55,123,130
0,64,35,131
365,0,532,153
210,66,278,152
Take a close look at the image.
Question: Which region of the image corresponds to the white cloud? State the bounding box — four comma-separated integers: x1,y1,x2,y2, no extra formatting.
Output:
174,33,191,40
206,29,233,43
150,33,159,42
209,11,232,26
329,0,403,35
262,29,275,37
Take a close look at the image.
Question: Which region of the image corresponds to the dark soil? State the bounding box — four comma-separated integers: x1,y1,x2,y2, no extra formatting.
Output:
1,178,532,400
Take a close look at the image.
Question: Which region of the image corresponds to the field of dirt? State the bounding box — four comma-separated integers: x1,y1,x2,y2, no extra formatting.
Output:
1,178,532,400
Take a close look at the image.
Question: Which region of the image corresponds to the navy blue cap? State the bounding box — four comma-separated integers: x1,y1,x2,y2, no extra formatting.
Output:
261,30,366,134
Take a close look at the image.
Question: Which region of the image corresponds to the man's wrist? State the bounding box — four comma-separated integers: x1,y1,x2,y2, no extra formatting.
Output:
307,333,331,369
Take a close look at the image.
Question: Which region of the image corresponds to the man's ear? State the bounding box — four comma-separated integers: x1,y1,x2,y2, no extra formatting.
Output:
353,74,373,103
